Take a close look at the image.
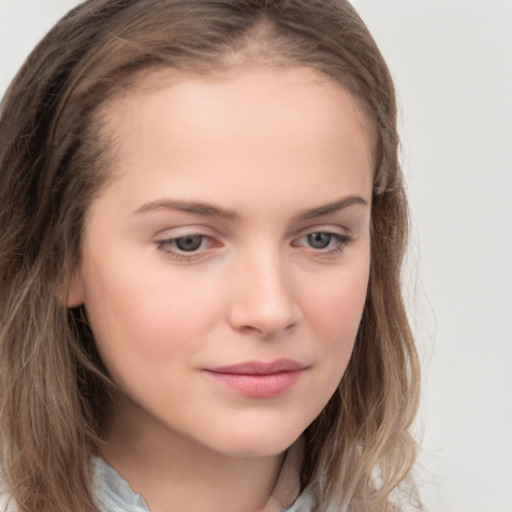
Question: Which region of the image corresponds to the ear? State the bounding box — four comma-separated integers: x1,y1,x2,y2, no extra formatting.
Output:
65,271,85,308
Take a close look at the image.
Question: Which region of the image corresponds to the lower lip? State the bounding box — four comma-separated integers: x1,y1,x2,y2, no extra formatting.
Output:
203,370,303,398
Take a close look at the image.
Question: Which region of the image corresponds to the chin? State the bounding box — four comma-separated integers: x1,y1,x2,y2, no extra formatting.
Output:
204,424,305,459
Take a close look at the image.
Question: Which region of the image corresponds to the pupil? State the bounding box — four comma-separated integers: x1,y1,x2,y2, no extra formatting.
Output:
308,232,331,249
176,235,202,252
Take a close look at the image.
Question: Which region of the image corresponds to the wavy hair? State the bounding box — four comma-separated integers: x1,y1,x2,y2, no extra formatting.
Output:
0,1,421,511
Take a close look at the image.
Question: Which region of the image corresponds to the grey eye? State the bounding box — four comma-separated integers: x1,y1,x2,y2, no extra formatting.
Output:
175,235,203,252
307,233,332,249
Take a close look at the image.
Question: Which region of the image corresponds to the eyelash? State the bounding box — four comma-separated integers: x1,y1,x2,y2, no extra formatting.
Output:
155,231,352,261
156,234,217,261
294,232,353,255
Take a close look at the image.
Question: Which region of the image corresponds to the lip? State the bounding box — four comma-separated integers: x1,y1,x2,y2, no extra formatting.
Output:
203,359,306,398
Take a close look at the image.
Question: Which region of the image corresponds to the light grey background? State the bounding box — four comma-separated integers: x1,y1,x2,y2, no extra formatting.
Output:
1,1,511,511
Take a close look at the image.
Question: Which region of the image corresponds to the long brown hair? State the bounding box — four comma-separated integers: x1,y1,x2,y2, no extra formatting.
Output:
0,1,421,511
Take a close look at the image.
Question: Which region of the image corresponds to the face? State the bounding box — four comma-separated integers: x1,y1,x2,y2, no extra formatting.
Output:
70,66,374,458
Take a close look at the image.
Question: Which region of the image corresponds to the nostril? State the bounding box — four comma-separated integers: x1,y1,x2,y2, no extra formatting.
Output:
239,320,297,338
241,325,270,337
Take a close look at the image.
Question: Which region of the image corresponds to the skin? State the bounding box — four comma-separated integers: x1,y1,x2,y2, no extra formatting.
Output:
69,65,374,512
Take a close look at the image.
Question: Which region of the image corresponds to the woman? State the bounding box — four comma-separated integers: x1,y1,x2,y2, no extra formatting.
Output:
0,1,421,511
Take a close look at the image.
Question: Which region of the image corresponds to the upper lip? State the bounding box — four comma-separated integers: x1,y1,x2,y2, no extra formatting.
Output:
206,359,305,375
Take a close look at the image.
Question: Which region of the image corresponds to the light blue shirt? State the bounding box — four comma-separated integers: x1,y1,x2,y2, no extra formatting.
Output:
92,456,316,512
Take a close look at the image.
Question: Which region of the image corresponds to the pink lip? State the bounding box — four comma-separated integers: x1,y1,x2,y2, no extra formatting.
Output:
203,359,305,398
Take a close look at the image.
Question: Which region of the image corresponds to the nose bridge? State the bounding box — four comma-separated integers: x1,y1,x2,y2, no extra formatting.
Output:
228,242,299,336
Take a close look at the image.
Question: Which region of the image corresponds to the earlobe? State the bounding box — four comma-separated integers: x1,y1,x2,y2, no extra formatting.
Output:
66,272,85,308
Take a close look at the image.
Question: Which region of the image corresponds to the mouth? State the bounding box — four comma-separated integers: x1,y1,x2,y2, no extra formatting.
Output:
203,359,306,398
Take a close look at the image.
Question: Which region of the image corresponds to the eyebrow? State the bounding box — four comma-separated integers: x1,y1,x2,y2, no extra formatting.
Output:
134,195,367,220
135,199,238,219
293,196,368,221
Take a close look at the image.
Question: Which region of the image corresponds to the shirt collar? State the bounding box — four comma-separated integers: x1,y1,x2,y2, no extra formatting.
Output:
92,436,304,512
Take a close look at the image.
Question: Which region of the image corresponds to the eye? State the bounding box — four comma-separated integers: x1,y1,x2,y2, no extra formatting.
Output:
174,235,204,252
306,232,334,249
293,231,352,255
156,233,217,259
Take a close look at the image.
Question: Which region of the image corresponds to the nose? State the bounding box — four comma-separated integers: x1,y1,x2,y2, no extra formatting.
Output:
226,248,302,338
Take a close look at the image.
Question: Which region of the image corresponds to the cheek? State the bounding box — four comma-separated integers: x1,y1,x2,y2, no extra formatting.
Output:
305,263,369,336
300,256,370,380
81,257,222,365
288,267,369,427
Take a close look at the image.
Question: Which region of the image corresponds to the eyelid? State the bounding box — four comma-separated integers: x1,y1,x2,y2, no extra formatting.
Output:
291,225,353,255
154,224,219,238
293,224,351,239
154,226,223,261
293,232,351,247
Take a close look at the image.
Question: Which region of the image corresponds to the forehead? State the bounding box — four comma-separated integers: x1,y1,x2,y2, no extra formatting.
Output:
92,65,375,211
101,64,376,155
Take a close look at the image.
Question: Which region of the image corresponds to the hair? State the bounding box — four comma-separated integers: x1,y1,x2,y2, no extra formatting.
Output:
0,1,421,511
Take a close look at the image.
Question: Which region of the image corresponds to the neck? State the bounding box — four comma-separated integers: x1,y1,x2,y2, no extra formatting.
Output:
99,394,285,512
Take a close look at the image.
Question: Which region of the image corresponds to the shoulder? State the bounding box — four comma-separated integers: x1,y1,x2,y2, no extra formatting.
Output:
0,474,16,512
285,489,316,511
0,492,16,512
